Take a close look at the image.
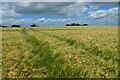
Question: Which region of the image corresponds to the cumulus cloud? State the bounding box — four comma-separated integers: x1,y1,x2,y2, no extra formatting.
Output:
89,10,107,19
88,7,118,19
2,2,88,26
2,2,89,17
36,18,71,26
36,17,46,23
2,17,81,26
1,2,118,26
2,2,21,17
109,7,118,14
2,2,78,16
87,7,118,25
2,9,21,17
2,18,35,26
1,0,120,2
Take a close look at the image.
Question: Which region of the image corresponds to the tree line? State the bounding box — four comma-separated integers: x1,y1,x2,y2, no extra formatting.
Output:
66,23,88,26
0,23,88,27
0,23,39,28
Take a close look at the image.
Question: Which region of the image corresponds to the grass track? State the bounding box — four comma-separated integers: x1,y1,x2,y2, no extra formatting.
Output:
21,28,85,78
31,28,118,62
27,29,117,77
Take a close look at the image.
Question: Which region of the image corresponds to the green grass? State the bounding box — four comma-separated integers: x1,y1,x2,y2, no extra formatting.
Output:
2,26,118,78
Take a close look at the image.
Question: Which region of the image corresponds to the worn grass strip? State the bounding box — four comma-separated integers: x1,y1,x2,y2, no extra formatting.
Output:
28,28,96,78
40,31,118,76
38,30,117,62
22,28,88,78
28,28,118,78
31,28,118,61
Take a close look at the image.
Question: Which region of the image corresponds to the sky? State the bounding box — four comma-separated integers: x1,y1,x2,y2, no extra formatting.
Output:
1,2,119,26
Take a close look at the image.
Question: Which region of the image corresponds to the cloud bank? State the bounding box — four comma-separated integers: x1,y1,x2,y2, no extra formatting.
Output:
1,2,118,26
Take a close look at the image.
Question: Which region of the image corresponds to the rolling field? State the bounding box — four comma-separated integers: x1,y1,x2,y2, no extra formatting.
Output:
1,26,118,78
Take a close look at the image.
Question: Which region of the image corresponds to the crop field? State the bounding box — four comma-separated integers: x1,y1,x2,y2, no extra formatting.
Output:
1,26,118,78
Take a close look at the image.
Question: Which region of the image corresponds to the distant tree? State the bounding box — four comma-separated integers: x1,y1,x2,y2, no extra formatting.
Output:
83,24,88,26
11,25,21,27
1,25,8,27
71,23,76,26
66,24,70,26
66,23,88,26
76,24,81,26
31,23,37,27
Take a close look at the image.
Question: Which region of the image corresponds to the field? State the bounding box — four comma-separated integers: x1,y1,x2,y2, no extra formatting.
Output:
1,26,118,78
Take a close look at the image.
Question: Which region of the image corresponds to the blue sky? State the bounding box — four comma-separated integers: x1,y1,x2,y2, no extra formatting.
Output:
1,2,118,26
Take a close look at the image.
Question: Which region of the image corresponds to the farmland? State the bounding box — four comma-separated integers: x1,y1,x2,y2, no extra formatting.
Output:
1,26,118,78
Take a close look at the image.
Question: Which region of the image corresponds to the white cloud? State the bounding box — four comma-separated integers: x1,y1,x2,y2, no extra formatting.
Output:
1,2,118,26
66,2,86,17
2,2,87,17
2,3,21,17
2,18,35,26
2,2,77,16
2,9,21,17
109,7,118,14
88,7,118,19
1,0,119,2
36,17,46,23
89,10,107,19
2,17,76,26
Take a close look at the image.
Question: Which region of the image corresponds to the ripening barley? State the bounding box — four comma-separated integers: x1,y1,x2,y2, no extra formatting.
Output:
2,26,118,78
